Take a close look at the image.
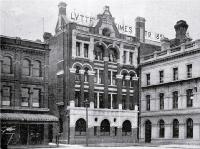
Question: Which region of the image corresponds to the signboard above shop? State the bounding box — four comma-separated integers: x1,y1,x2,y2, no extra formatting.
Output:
68,9,164,42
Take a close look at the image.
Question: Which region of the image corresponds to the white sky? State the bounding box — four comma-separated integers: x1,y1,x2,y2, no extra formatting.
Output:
0,0,200,41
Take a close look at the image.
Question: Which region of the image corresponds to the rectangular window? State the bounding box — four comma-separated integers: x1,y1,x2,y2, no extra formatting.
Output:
146,95,150,111
99,93,104,108
21,88,30,107
2,86,11,106
76,42,81,56
94,126,97,136
123,51,126,64
187,64,192,78
146,73,150,85
129,52,133,65
94,69,97,83
108,71,111,85
159,70,164,83
187,89,193,107
108,94,111,109
99,70,103,84
94,93,97,108
32,89,41,107
172,91,178,109
112,72,117,85
84,44,89,58
173,67,178,81
114,127,117,136
112,94,118,109
75,91,81,107
159,93,164,110
122,95,126,109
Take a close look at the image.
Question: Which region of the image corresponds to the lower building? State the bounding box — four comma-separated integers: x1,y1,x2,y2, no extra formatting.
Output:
0,35,58,147
139,20,200,144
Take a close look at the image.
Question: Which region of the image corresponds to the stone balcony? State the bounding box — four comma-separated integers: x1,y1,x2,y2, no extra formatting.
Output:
141,39,200,63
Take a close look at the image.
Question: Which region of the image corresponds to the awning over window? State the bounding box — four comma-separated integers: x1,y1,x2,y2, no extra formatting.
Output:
0,113,58,122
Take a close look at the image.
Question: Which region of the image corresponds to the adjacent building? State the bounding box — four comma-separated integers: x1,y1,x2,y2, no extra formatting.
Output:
0,36,58,146
46,2,144,144
139,20,200,144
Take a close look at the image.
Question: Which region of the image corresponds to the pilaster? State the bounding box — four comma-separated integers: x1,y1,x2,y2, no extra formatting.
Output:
103,57,109,108
116,74,123,108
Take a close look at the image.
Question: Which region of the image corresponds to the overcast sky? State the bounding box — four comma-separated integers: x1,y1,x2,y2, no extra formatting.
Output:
1,0,200,41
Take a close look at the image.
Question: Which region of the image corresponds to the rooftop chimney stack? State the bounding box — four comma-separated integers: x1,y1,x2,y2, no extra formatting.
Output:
174,20,188,43
58,2,67,16
135,17,146,43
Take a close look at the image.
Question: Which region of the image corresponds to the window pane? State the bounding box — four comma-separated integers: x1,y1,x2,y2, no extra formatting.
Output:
3,57,12,74
112,72,117,85
21,88,30,107
84,44,89,58
33,61,41,77
22,59,30,76
32,89,40,107
2,86,11,106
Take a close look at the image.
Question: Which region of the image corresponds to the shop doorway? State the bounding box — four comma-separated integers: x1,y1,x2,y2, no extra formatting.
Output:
145,120,151,143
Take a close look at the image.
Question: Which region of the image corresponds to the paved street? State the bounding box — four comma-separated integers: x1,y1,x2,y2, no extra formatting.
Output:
33,143,200,149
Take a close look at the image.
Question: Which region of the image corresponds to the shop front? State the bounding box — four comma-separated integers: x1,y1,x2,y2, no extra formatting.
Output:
0,113,58,146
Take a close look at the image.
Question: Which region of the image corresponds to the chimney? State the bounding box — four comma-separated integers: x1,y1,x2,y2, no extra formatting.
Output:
174,20,188,43
58,2,67,16
135,17,146,43
43,32,52,43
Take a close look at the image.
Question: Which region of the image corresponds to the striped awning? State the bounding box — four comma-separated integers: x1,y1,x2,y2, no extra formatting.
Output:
0,113,58,122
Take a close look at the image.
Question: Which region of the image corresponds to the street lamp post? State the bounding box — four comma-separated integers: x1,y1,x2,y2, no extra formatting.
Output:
83,99,89,146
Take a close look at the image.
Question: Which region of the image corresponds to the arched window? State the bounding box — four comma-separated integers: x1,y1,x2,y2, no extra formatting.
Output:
84,67,89,82
108,48,117,62
75,118,86,136
130,72,136,88
173,119,179,138
22,59,31,76
75,66,81,81
187,118,193,138
122,120,132,136
94,46,104,61
2,56,12,74
100,119,110,136
159,119,165,138
122,73,127,87
32,60,41,77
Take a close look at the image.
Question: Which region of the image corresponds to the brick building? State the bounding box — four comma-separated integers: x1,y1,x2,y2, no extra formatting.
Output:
46,2,144,144
139,20,200,144
0,36,58,146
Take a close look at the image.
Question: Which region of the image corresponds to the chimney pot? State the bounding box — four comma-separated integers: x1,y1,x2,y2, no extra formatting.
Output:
58,2,67,16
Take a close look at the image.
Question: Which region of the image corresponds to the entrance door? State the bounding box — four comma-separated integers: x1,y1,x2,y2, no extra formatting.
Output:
145,120,152,143
20,124,28,145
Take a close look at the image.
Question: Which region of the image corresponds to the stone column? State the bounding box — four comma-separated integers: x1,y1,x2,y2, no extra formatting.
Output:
103,57,109,108
88,70,95,103
125,75,130,109
79,69,85,107
116,74,123,109
69,68,76,102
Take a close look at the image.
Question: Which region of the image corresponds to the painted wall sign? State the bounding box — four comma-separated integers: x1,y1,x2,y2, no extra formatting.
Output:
69,10,164,42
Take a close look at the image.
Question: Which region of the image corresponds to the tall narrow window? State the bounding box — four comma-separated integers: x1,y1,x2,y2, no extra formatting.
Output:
32,61,41,77
122,95,126,109
108,94,111,109
146,95,150,111
21,88,30,107
108,71,111,85
187,64,192,78
130,73,135,88
94,93,97,108
2,56,12,74
173,119,179,138
99,93,104,108
172,91,178,109
159,120,165,138
94,69,97,83
22,59,31,76
159,70,164,83
173,67,178,81
129,52,133,65
75,91,81,107
2,86,11,106
32,89,41,107
159,93,164,110
84,44,89,58
75,66,81,81
84,92,89,106
84,67,89,82
94,126,97,136
123,51,126,64
186,89,193,107
112,94,118,109
122,73,127,87
146,73,150,85
112,72,117,85
99,70,103,84
186,118,193,138
76,42,81,56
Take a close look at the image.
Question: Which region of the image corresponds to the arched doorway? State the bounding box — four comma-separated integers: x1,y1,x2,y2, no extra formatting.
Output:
75,118,86,136
122,120,132,136
100,119,110,136
145,120,152,143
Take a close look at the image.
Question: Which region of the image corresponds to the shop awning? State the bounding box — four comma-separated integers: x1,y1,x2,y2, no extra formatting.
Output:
0,113,58,122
